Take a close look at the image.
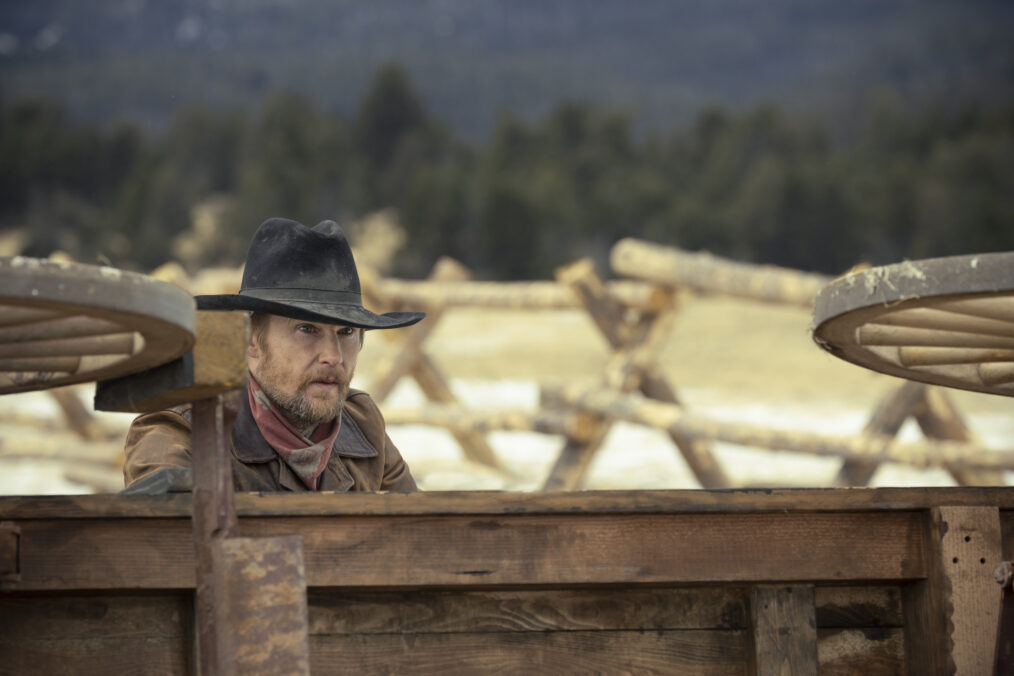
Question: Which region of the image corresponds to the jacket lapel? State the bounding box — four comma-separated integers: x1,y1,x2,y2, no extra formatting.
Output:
231,395,376,492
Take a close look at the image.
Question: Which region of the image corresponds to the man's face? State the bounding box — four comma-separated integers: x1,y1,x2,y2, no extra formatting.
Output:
247,314,363,430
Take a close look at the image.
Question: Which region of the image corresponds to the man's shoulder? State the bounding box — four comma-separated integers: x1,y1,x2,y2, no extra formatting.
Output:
344,388,388,427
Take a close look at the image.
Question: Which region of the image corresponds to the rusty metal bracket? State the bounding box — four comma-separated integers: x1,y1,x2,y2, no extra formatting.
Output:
0,521,21,590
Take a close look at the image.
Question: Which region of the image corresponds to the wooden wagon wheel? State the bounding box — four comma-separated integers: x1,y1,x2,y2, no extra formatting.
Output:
813,251,1014,397
0,257,196,395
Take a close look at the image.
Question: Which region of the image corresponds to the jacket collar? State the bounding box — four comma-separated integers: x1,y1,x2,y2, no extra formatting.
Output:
232,392,378,464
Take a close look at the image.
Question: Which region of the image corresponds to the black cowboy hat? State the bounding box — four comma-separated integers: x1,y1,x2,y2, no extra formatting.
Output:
195,218,424,329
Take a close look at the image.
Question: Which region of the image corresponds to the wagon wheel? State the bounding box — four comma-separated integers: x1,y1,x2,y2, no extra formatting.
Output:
0,257,196,395
813,251,1014,397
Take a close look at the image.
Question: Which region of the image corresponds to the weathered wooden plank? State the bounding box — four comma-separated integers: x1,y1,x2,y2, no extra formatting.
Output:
308,587,749,635
219,536,310,674
241,512,925,588
9,511,925,591
2,488,1014,521
308,586,902,636
902,506,1004,675
309,630,749,675
0,636,193,675
936,506,1004,676
751,586,818,675
0,593,193,675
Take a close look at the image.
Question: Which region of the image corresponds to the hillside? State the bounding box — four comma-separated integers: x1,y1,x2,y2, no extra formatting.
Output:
1,0,1012,139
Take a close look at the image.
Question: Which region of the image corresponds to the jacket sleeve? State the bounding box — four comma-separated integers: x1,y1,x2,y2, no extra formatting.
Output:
380,431,419,492
122,409,195,488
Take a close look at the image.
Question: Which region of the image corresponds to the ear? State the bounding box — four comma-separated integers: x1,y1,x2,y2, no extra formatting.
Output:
247,325,261,360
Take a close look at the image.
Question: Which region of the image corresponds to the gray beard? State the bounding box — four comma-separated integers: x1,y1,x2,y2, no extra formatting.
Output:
260,381,345,432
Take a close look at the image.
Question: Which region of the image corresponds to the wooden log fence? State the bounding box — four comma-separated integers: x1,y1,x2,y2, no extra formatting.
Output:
1,239,1004,492
371,238,1003,490
540,383,1014,473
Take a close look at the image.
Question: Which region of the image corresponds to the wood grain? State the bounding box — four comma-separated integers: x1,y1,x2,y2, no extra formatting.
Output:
751,586,818,675
309,629,749,675
3,487,1014,520
0,593,193,675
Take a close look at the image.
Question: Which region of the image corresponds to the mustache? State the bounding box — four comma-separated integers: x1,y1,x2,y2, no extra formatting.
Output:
300,368,350,389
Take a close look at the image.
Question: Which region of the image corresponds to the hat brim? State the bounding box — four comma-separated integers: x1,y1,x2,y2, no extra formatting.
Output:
195,293,424,330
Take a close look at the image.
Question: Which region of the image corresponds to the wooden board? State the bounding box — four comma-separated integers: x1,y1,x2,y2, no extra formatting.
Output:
0,593,193,675
1,489,1010,674
8,511,925,591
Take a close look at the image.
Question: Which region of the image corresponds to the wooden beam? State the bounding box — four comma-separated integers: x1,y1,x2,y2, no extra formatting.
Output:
751,586,818,675
9,510,926,591
4,487,1014,520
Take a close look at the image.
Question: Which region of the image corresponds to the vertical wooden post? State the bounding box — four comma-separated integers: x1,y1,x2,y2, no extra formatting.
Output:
191,395,237,675
904,506,1003,675
191,397,312,675
750,585,818,675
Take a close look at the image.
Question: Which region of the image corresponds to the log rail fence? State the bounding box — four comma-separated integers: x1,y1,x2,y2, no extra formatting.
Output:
362,238,1011,491
1,240,1008,492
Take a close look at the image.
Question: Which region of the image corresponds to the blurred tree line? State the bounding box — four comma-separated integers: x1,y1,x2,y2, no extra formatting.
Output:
1,64,1012,279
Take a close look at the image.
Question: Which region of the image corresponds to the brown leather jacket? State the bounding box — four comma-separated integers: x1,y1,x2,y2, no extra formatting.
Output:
123,389,417,492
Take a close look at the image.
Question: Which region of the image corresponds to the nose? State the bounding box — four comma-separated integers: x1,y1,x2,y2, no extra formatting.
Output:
318,332,344,366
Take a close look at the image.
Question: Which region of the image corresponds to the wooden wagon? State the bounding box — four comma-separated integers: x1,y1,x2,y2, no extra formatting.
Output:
1,253,1012,674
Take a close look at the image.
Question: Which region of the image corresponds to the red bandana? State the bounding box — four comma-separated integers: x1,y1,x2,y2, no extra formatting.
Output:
247,373,341,490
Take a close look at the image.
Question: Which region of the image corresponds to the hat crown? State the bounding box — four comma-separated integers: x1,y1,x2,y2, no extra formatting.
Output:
241,218,361,296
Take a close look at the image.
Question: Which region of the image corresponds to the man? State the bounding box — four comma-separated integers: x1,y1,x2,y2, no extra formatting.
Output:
123,217,424,492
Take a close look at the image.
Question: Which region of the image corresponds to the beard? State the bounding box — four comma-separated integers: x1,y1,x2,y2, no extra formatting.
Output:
256,350,353,431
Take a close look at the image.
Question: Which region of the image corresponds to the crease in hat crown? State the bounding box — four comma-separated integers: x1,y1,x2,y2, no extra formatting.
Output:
194,218,425,330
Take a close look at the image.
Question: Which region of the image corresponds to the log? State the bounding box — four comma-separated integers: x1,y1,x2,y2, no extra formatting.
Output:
371,278,664,311
834,381,927,487
916,387,1006,486
610,238,831,307
542,384,1014,472
382,404,597,442
48,386,116,442
543,259,729,491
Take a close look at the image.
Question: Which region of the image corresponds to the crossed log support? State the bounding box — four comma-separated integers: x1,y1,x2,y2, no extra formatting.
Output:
542,259,730,491
364,241,1008,491
361,258,505,471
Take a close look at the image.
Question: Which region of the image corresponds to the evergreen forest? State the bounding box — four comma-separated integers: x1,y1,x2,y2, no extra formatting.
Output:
2,64,1013,279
